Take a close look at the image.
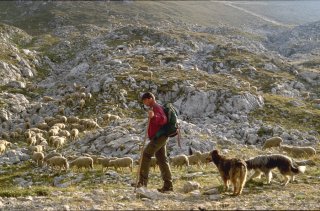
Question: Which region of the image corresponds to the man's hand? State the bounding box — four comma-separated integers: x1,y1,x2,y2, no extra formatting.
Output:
148,110,154,119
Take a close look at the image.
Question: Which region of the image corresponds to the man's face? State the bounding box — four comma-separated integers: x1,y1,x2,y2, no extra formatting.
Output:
142,98,153,107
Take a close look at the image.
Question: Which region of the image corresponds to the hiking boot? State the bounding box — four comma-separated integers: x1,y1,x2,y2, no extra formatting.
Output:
157,186,173,193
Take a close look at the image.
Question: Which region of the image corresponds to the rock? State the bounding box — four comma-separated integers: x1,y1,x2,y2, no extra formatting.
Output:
203,188,219,195
136,187,161,200
182,181,201,193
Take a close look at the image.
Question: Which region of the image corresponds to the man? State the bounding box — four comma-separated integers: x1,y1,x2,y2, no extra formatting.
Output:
137,92,173,192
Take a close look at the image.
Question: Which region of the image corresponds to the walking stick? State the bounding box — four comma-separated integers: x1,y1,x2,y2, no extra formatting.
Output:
134,116,151,193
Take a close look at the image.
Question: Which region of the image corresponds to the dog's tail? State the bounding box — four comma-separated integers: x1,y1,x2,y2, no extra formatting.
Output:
291,165,306,174
237,162,247,195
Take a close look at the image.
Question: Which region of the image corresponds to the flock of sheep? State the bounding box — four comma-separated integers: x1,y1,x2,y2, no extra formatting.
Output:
262,136,317,158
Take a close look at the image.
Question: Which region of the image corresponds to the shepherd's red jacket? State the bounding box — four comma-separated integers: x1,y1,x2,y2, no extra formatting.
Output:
148,103,167,139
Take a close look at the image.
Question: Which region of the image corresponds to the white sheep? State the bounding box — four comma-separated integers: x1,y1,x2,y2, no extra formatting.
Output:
47,156,69,172
80,92,86,99
86,93,92,101
135,157,158,171
262,137,283,150
280,145,316,158
79,99,85,110
108,157,133,172
36,122,49,131
44,152,62,163
32,152,44,166
199,151,211,166
29,145,45,153
251,86,258,93
70,128,79,141
67,116,80,124
26,136,37,146
43,96,55,102
52,137,66,149
0,140,12,147
103,113,120,123
188,151,202,167
170,154,189,169
59,130,71,138
0,143,6,155
69,156,94,171
48,128,59,137
139,70,153,79
97,157,117,172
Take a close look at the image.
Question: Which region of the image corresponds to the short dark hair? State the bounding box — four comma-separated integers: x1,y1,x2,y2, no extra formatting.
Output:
141,92,155,100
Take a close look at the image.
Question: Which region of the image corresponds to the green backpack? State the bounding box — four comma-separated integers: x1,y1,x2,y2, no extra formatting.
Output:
162,103,179,137
155,103,181,147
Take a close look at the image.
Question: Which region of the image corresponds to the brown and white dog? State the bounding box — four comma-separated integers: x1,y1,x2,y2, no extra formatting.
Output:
207,150,247,196
245,154,306,186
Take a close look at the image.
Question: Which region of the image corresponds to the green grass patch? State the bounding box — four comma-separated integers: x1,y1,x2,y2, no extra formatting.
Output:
250,93,320,134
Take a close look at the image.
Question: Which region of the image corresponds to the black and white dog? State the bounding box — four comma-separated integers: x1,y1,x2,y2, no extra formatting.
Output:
245,154,306,186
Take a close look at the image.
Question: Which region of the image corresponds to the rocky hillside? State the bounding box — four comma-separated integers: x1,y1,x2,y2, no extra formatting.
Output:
0,1,319,210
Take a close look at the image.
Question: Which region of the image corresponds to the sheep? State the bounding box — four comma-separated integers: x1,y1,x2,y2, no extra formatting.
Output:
79,99,85,110
9,132,19,140
103,113,120,123
301,91,310,99
135,157,158,171
280,145,316,158
70,128,79,141
0,140,12,147
251,86,258,93
170,154,189,169
53,123,66,129
86,93,92,101
24,130,36,139
80,119,101,130
43,96,55,102
67,116,80,124
0,143,6,155
199,151,211,166
69,156,94,171
139,70,153,79
70,124,85,132
35,133,46,145
32,152,44,166
187,150,202,167
26,136,37,146
44,152,62,163
262,136,283,150
48,136,60,146
58,107,65,115
97,157,117,172
66,98,74,107
139,66,149,71
59,130,71,138
52,137,66,149
80,92,86,99
108,157,133,172
46,156,69,172
29,145,45,153
48,128,59,137
56,115,67,123
1,132,9,140
82,154,106,164
36,122,50,131
79,86,86,93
